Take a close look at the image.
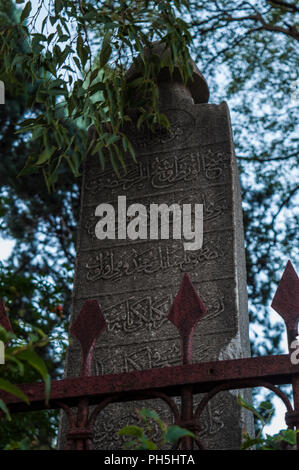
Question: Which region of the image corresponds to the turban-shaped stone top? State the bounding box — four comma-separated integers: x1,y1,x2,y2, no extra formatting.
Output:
126,42,209,104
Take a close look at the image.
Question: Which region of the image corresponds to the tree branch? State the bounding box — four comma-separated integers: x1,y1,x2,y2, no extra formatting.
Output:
266,0,299,13
238,152,299,162
272,185,299,224
203,27,264,66
192,11,299,41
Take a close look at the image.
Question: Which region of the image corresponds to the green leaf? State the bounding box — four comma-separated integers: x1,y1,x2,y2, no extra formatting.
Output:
137,114,145,129
158,112,170,129
20,1,32,23
43,88,68,96
0,399,11,421
49,16,57,26
98,148,105,170
57,34,69,43
19,118,37,127
142,440,158,450
0,378,29,405
99,31,112,68
47,32,56,44
137,439,158,450
122,440,138,450
237,393,264,423
76,34,88,67
17,154,38,177
88,68,99,85
41,16,47,33
138,408,160,421
260,401,273,410
137,407,166,433
108,147,120,178
127,139,136,163
36,146,56,166
278,429,298,445
81,46,89,68
122,135,128,152
107,135,120,146
241,437,265,450
32,33,47,42
16,349,47,377
4,354,25,376
128,77,146,89
0,325,15,344
16,350,51,403
73,56,81,71
88,82,105,96
118,425,145,438
164,425,196,444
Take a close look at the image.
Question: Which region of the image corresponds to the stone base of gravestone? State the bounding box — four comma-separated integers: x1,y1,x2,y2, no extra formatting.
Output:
90,392,252,450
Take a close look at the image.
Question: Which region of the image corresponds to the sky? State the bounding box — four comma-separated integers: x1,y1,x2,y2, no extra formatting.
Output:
0,237,15,262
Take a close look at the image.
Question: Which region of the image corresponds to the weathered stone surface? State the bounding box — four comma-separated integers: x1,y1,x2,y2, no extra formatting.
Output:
58,56,253,449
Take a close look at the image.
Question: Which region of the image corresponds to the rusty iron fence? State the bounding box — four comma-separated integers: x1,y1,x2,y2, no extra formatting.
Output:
0,260,299,450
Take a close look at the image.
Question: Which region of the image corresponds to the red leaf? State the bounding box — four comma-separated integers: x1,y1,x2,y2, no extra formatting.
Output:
0,301,13,333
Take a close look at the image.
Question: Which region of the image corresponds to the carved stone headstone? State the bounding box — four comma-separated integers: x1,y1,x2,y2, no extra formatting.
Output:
58,45,253,449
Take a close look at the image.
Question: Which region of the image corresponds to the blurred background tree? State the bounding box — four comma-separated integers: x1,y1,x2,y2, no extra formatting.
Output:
0,0,80,448
187,0,298,356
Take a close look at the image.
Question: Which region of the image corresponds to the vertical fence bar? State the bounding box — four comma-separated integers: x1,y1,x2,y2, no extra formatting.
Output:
168,274,207,449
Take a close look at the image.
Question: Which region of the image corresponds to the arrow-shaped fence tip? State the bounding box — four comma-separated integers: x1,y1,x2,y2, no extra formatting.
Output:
168,273,207,336
271,260,299,327
70,300,107,360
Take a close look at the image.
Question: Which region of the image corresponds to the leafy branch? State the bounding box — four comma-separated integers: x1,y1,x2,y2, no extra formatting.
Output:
118,407,196,450
0,321,51,421
238,394,299,450
0,0,194,191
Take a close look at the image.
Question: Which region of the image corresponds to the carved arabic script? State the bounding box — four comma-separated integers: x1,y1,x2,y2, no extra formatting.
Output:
84,242,225,282
86,148,230,195
94,294,225,335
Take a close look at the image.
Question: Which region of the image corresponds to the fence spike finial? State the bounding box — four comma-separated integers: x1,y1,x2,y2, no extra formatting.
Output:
168,273,207,334
168,273,206,364
271,260,299,343
70,300,107,376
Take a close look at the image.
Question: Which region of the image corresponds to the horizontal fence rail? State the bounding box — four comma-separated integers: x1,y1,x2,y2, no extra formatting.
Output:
0,355,297,412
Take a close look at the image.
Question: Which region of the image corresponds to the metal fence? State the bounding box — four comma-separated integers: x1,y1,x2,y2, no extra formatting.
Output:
0,261,298,450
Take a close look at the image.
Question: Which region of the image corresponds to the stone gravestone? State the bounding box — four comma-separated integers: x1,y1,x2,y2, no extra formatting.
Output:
58,44,253,449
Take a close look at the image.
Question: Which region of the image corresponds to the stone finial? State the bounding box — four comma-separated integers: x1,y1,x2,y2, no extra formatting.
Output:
126,42,209,104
